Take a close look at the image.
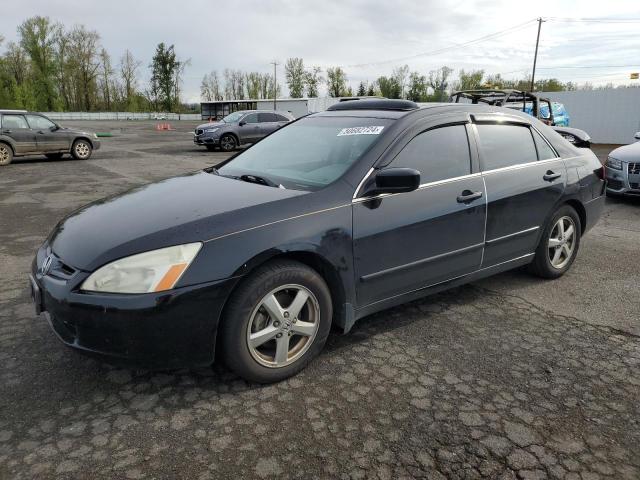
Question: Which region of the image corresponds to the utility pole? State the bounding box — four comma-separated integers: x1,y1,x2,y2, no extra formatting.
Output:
530,17,545,92
270,61,279,110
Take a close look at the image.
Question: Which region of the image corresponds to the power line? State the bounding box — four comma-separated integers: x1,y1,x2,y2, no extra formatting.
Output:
339,19,538,69
546,17,640,24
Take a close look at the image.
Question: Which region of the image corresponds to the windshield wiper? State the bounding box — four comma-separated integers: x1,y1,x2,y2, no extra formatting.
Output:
239,174,283,188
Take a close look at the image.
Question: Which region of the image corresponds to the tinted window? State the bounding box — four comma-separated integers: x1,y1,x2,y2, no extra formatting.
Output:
531,128,557,160
219,116,391,191
258,113,277,122
243,113,259,124
274,114,290,122
390,125,471,184
2,115,29,129
476,124,537,171
26,115,55,130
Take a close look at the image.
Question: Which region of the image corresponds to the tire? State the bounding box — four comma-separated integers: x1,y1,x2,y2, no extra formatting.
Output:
0,143,12,166
71,139,93,160
529,205,581,279
45,153,64,160
219,134,237,152
219,260,333,383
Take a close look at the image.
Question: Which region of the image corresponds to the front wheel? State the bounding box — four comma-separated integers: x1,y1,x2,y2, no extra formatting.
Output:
529,205,581,279
71,139,93,160
219,260,332,383
219,134,237,152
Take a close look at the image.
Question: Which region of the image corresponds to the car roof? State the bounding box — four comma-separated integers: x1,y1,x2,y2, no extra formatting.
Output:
0,110,29,114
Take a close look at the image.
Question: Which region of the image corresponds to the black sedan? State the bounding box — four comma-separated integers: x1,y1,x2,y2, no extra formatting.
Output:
30,99,605,383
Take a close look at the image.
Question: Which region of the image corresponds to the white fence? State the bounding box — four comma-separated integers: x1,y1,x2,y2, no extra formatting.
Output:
540,88,640,145
41,112,201,121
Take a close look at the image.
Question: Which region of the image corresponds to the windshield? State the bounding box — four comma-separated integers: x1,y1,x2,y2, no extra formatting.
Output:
218,116,392,191
222,112,245,123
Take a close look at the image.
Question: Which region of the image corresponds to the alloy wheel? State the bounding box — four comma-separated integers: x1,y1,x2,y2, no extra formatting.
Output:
246,284,320,368
548,215,576,269
220,136,235,151
0,145,11,165
75,142,90,159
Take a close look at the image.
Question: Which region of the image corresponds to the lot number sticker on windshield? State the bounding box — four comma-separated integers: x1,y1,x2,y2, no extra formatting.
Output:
337,126,385,136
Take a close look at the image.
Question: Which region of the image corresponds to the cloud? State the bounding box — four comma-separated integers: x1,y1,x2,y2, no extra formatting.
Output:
2,0,639,102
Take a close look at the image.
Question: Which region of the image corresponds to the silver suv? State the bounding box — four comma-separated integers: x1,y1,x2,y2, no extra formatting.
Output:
194,110,294,152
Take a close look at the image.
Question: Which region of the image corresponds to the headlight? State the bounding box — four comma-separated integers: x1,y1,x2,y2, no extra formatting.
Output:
81,243,202,293
606,156,622,170
204,127,219,134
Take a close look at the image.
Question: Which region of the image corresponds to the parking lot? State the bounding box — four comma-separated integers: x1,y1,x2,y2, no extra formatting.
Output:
0,121,639,480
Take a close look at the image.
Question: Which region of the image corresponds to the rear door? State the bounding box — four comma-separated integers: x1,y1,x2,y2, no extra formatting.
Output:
257,113,281,138
26,114,69,152
473,116,566,267
353,118,487,306
1,114,37,154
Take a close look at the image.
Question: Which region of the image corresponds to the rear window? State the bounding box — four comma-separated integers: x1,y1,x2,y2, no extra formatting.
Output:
476,123,538,171
219,116,392,191
1,115,29,129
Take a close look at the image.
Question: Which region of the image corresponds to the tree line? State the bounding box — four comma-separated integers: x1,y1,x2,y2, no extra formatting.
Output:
0,16,192,112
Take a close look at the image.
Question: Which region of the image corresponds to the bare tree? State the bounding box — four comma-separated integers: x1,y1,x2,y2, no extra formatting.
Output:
68,25,101,110
304,66,323,97
120,49,141,109
99,48,114,110
201,71,222,101
428,66,453,101
245,72,262,99
392,64,409,98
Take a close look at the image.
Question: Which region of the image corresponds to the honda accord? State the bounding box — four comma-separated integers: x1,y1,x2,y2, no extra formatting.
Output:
30,99,605,383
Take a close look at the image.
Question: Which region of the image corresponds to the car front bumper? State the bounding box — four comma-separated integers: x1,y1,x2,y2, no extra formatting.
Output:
605,164,640,195
30,254,238,369
92,138,101,150
193,134,219,146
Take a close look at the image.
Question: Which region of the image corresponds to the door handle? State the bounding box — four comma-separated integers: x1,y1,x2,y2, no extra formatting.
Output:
543,170,561,182
457,190,483,203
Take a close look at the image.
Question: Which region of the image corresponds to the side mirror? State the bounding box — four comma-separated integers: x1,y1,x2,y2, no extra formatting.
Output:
50,125,59,131
634,132,640,141
371,168,421,195
239,121,246,127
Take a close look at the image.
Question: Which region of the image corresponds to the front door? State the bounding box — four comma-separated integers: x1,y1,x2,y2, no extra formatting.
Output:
353,123,486,306
26,114,69,152
239,113,261,143
1,114,37,154
473,119,567,267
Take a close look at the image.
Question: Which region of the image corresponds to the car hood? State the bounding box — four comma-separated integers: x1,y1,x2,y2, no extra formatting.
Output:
196,121,226,130
609,141,640,162
49,171,307,271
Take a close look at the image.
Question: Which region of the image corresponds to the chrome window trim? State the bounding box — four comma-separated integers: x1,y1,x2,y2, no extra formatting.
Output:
353,167,375,199
352,172,483,204
480,156,562,176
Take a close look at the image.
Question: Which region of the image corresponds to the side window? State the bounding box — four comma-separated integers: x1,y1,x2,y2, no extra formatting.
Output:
2,115,29,129
390,125,471,184
243,113,259,124
274,114,290,122
258,113,277,123
26,115,55,130
531,128,557,160
476,124,538,171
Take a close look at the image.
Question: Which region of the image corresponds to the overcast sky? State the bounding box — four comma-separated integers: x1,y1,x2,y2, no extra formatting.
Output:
2,0,640,102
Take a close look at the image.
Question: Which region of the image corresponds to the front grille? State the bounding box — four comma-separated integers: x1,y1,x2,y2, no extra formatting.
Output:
607,179,624,190
195,129,204,135
629,162,640,175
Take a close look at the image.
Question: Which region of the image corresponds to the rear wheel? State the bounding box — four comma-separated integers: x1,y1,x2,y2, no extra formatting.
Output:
219,134,237,152
219,260,332,383
45,153,64,160
0,143,12,166
529,205,581,279
71,139,92,160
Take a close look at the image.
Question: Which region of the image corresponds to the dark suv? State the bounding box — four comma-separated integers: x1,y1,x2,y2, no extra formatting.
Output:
0,110,100,166
194,110,294,152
